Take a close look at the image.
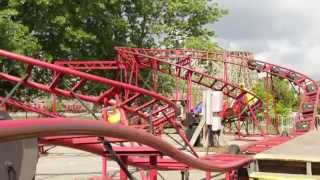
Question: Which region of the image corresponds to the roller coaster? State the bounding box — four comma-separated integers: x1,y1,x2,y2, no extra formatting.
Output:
0,47,318,180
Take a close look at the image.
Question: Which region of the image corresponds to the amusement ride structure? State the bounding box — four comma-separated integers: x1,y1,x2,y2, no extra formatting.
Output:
0,47,318,180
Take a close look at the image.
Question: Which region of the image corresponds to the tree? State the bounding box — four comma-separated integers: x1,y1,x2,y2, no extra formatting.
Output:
5,0,226,59
252,77,298,116
0,0,226,98
0,6,41,98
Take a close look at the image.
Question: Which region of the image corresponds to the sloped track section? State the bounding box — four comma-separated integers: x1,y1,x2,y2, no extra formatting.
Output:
116,47,264,135
0,96,63,118
0,118,252,172
0,49,197,155
119,48,319,132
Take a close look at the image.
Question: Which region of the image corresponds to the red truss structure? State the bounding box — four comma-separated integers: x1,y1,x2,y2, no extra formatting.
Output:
54,50,265,136
0,47,318,180
115,48,319,132
0,118,253,180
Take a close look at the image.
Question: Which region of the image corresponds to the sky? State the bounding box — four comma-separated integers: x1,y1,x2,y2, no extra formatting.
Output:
212,0,320,79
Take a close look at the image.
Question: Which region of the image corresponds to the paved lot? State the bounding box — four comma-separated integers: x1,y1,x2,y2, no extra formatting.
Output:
35,134,251,180
35,146,223,180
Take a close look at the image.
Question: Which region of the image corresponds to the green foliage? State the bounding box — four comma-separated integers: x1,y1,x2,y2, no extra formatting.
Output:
0,8,40,55
252,78,298,116
5,0,226,59
183,36,219,51
0,0,226,98
0,5,41,97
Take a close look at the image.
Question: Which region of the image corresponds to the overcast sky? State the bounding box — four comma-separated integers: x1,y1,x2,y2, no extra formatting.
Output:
212,0,320,79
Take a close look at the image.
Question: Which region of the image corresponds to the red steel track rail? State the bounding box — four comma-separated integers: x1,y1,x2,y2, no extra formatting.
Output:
0,96,63,118
0,49,198,155
116,48,264,134
54,48,264,135
54,60,122,70
118,48,319,132
0,118,252,172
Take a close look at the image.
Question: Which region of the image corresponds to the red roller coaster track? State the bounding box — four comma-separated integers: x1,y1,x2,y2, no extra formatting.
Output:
0,96,63,117
0,118,252,172
54,49,265,136
0,47,315,179
117,48,319,132
0,49,199,156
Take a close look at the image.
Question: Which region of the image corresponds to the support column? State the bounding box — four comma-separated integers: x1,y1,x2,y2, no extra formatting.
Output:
187,71,193,112
205,171,211,180
149,155,157,180
120,156,128,180
101,157,107,178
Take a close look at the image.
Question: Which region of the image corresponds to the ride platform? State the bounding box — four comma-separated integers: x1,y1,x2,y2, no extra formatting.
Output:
251,130,320,179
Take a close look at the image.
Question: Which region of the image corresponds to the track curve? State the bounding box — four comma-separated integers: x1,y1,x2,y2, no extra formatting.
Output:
116,47,264,134
0,49,198,155
0,96,63,117
0,118,252,172
118,48,319,132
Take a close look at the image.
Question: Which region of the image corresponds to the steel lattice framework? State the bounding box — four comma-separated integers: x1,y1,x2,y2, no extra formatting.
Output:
115,48,319,132
0,47,318,180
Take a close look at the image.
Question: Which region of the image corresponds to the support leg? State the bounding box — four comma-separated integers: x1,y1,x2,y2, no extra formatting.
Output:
149,156,157,180
206,171,211,180
225,171,232,180
120,156,128,180
102,157,107,178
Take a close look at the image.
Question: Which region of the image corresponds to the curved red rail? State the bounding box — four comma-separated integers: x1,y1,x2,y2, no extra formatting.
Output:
54,48,265,135
116,48,264,134
118,48,319,132
0,118,252,172
0,96,63,117
0,49,176,127
0,49,198,155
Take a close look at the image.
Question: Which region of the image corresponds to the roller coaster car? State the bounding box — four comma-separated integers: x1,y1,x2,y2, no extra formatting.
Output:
247,60,266,73
270,66,281,74
286,72,300,81
247,60,258,70
306,83,317,93
302,102,314,113
295,120,310,131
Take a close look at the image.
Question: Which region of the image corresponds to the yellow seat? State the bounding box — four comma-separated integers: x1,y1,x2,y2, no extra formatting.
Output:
107,108,121,124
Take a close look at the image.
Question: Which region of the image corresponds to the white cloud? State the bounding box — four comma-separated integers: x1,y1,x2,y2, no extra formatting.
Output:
212,0,320,79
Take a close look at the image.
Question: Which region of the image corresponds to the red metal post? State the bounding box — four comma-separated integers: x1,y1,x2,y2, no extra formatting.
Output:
225,171,231,180
120,156,128,180
102,157,107,178
205,171,211,180
187,71,193,112
149,155,157,180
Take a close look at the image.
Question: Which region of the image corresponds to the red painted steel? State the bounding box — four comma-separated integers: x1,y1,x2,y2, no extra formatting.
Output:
244,135,300,154
0,50,174,129
117,48,319,132
54,50,264,135
116,48,264,135
0,47,313,177
0,118,252,172
0,49,198,156
0,96,63,117
54,60,123,70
